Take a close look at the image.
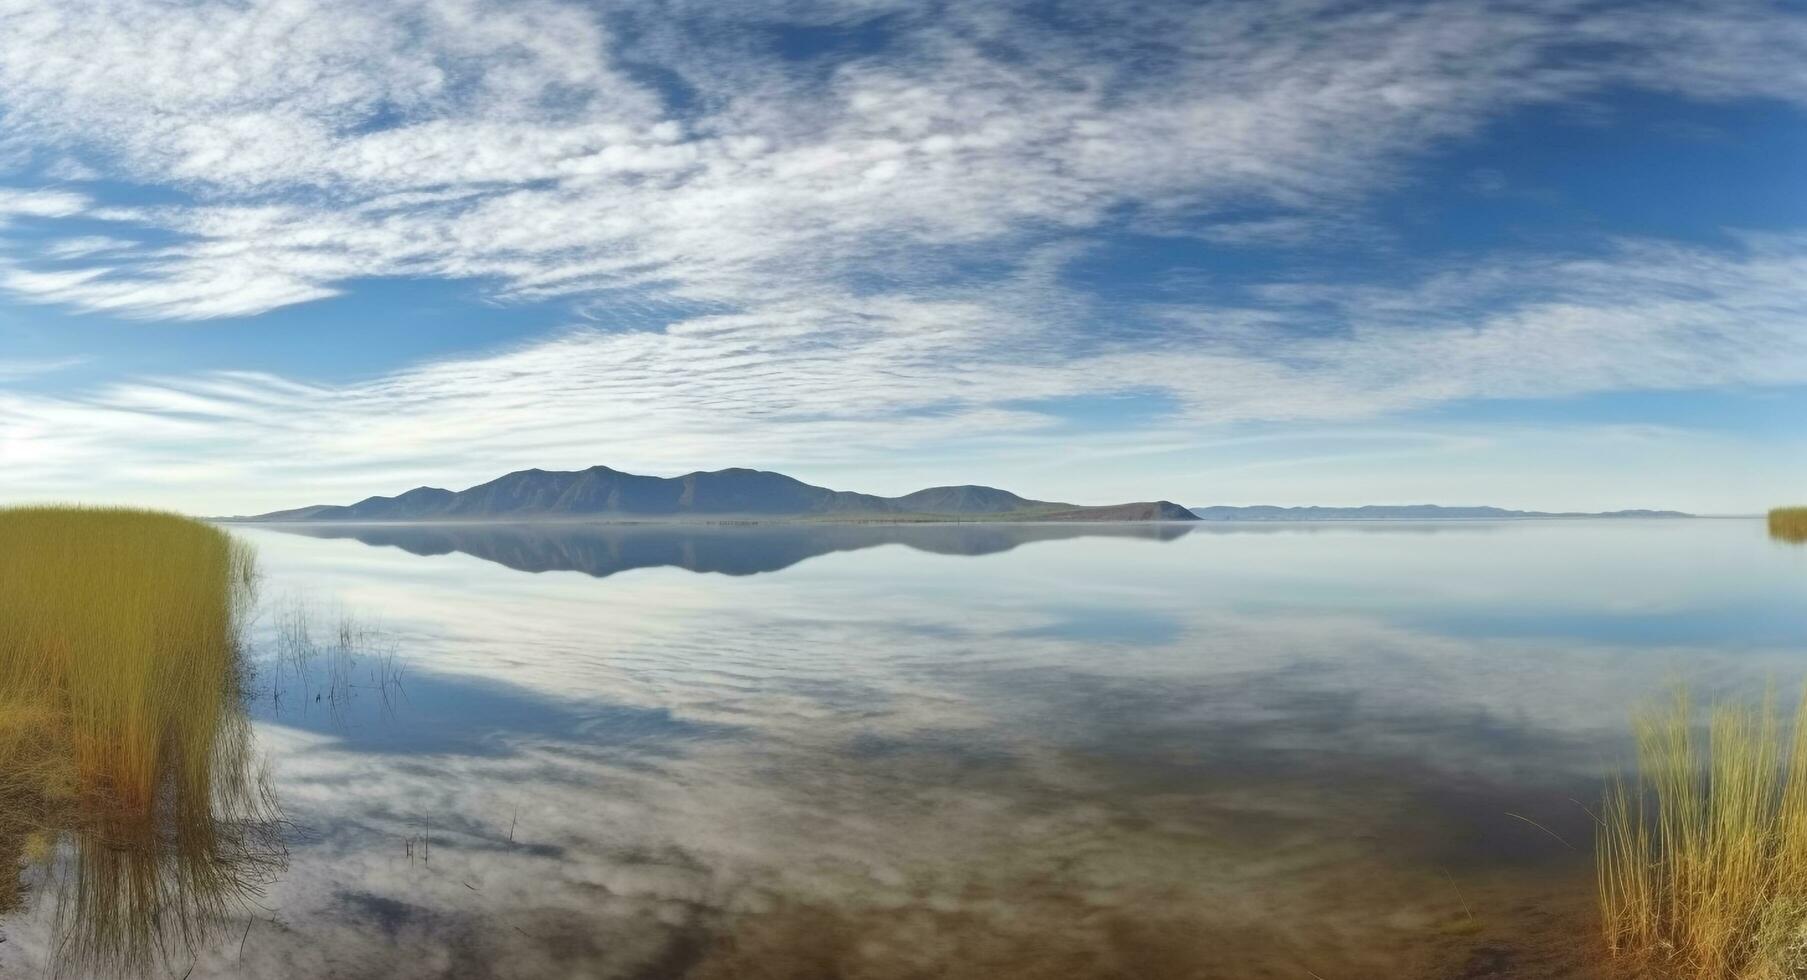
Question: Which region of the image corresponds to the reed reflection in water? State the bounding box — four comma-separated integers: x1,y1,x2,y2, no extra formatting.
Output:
9,517,1796,978
1773,507,1807,544
0,508,288,977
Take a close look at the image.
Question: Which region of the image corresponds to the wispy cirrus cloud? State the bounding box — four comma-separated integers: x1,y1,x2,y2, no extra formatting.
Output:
0,187,86,222
4,232,1804,511
0,0,1802,319
0,355,81,381
0,0,1804,511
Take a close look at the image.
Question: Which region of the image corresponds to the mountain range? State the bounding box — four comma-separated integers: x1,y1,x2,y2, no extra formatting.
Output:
1187,505,1691,520
230,466,1199,523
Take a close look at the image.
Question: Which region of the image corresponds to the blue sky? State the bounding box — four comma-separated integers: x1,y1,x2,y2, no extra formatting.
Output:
0,0,1804,514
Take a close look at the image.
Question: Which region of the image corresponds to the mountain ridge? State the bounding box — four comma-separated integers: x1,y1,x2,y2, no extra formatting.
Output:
227,465,1199,523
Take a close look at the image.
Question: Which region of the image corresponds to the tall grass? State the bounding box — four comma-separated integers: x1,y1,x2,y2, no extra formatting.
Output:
1599,687,1807,979
1772,508,1807,545
0,507,284,976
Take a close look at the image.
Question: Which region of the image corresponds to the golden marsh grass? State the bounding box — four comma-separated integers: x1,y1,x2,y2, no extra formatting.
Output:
0,507,284,976
1772,508,1807,545
1599,687,1807,979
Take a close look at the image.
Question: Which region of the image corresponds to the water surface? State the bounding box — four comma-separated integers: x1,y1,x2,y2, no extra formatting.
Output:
4,519,1804,978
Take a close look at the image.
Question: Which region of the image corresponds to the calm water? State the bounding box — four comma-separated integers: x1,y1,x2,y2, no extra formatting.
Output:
5,519,1806,978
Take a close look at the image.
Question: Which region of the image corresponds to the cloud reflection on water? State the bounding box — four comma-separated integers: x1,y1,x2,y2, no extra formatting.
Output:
6,519,1802,978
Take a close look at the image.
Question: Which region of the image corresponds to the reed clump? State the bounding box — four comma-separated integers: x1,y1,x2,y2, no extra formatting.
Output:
0,507,283,976
1599,687,1807,979
1771,508,1807,545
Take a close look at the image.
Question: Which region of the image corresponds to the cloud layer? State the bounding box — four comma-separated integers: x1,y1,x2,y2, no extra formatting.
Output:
5,232,1805,510
0,0,1804,508
3,0,1805,315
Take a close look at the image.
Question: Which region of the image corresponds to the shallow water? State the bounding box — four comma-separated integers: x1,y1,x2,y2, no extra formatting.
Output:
4,518,1805,978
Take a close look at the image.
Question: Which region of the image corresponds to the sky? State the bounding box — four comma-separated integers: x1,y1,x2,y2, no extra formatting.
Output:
0,0,1804,515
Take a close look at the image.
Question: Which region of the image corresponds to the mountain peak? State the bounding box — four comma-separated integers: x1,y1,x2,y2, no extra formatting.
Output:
234,466,1199,524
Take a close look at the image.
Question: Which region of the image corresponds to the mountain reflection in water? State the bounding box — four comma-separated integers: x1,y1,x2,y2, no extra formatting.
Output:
5,518,1802,978
256,520,1194,578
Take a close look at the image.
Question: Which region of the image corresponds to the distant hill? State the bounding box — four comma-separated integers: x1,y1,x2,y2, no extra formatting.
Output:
228,466,1199,524
1188,504,1692,521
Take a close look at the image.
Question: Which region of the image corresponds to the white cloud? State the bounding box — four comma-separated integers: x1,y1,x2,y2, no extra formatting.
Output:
0,355,81,381
0,186,86,221
0,0,1802,319
2,233,1804,513
35,235,132,259
1128,234,1807,419
0,0,1803,510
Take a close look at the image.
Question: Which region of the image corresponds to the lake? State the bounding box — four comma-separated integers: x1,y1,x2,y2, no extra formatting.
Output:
4,518,1805,978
